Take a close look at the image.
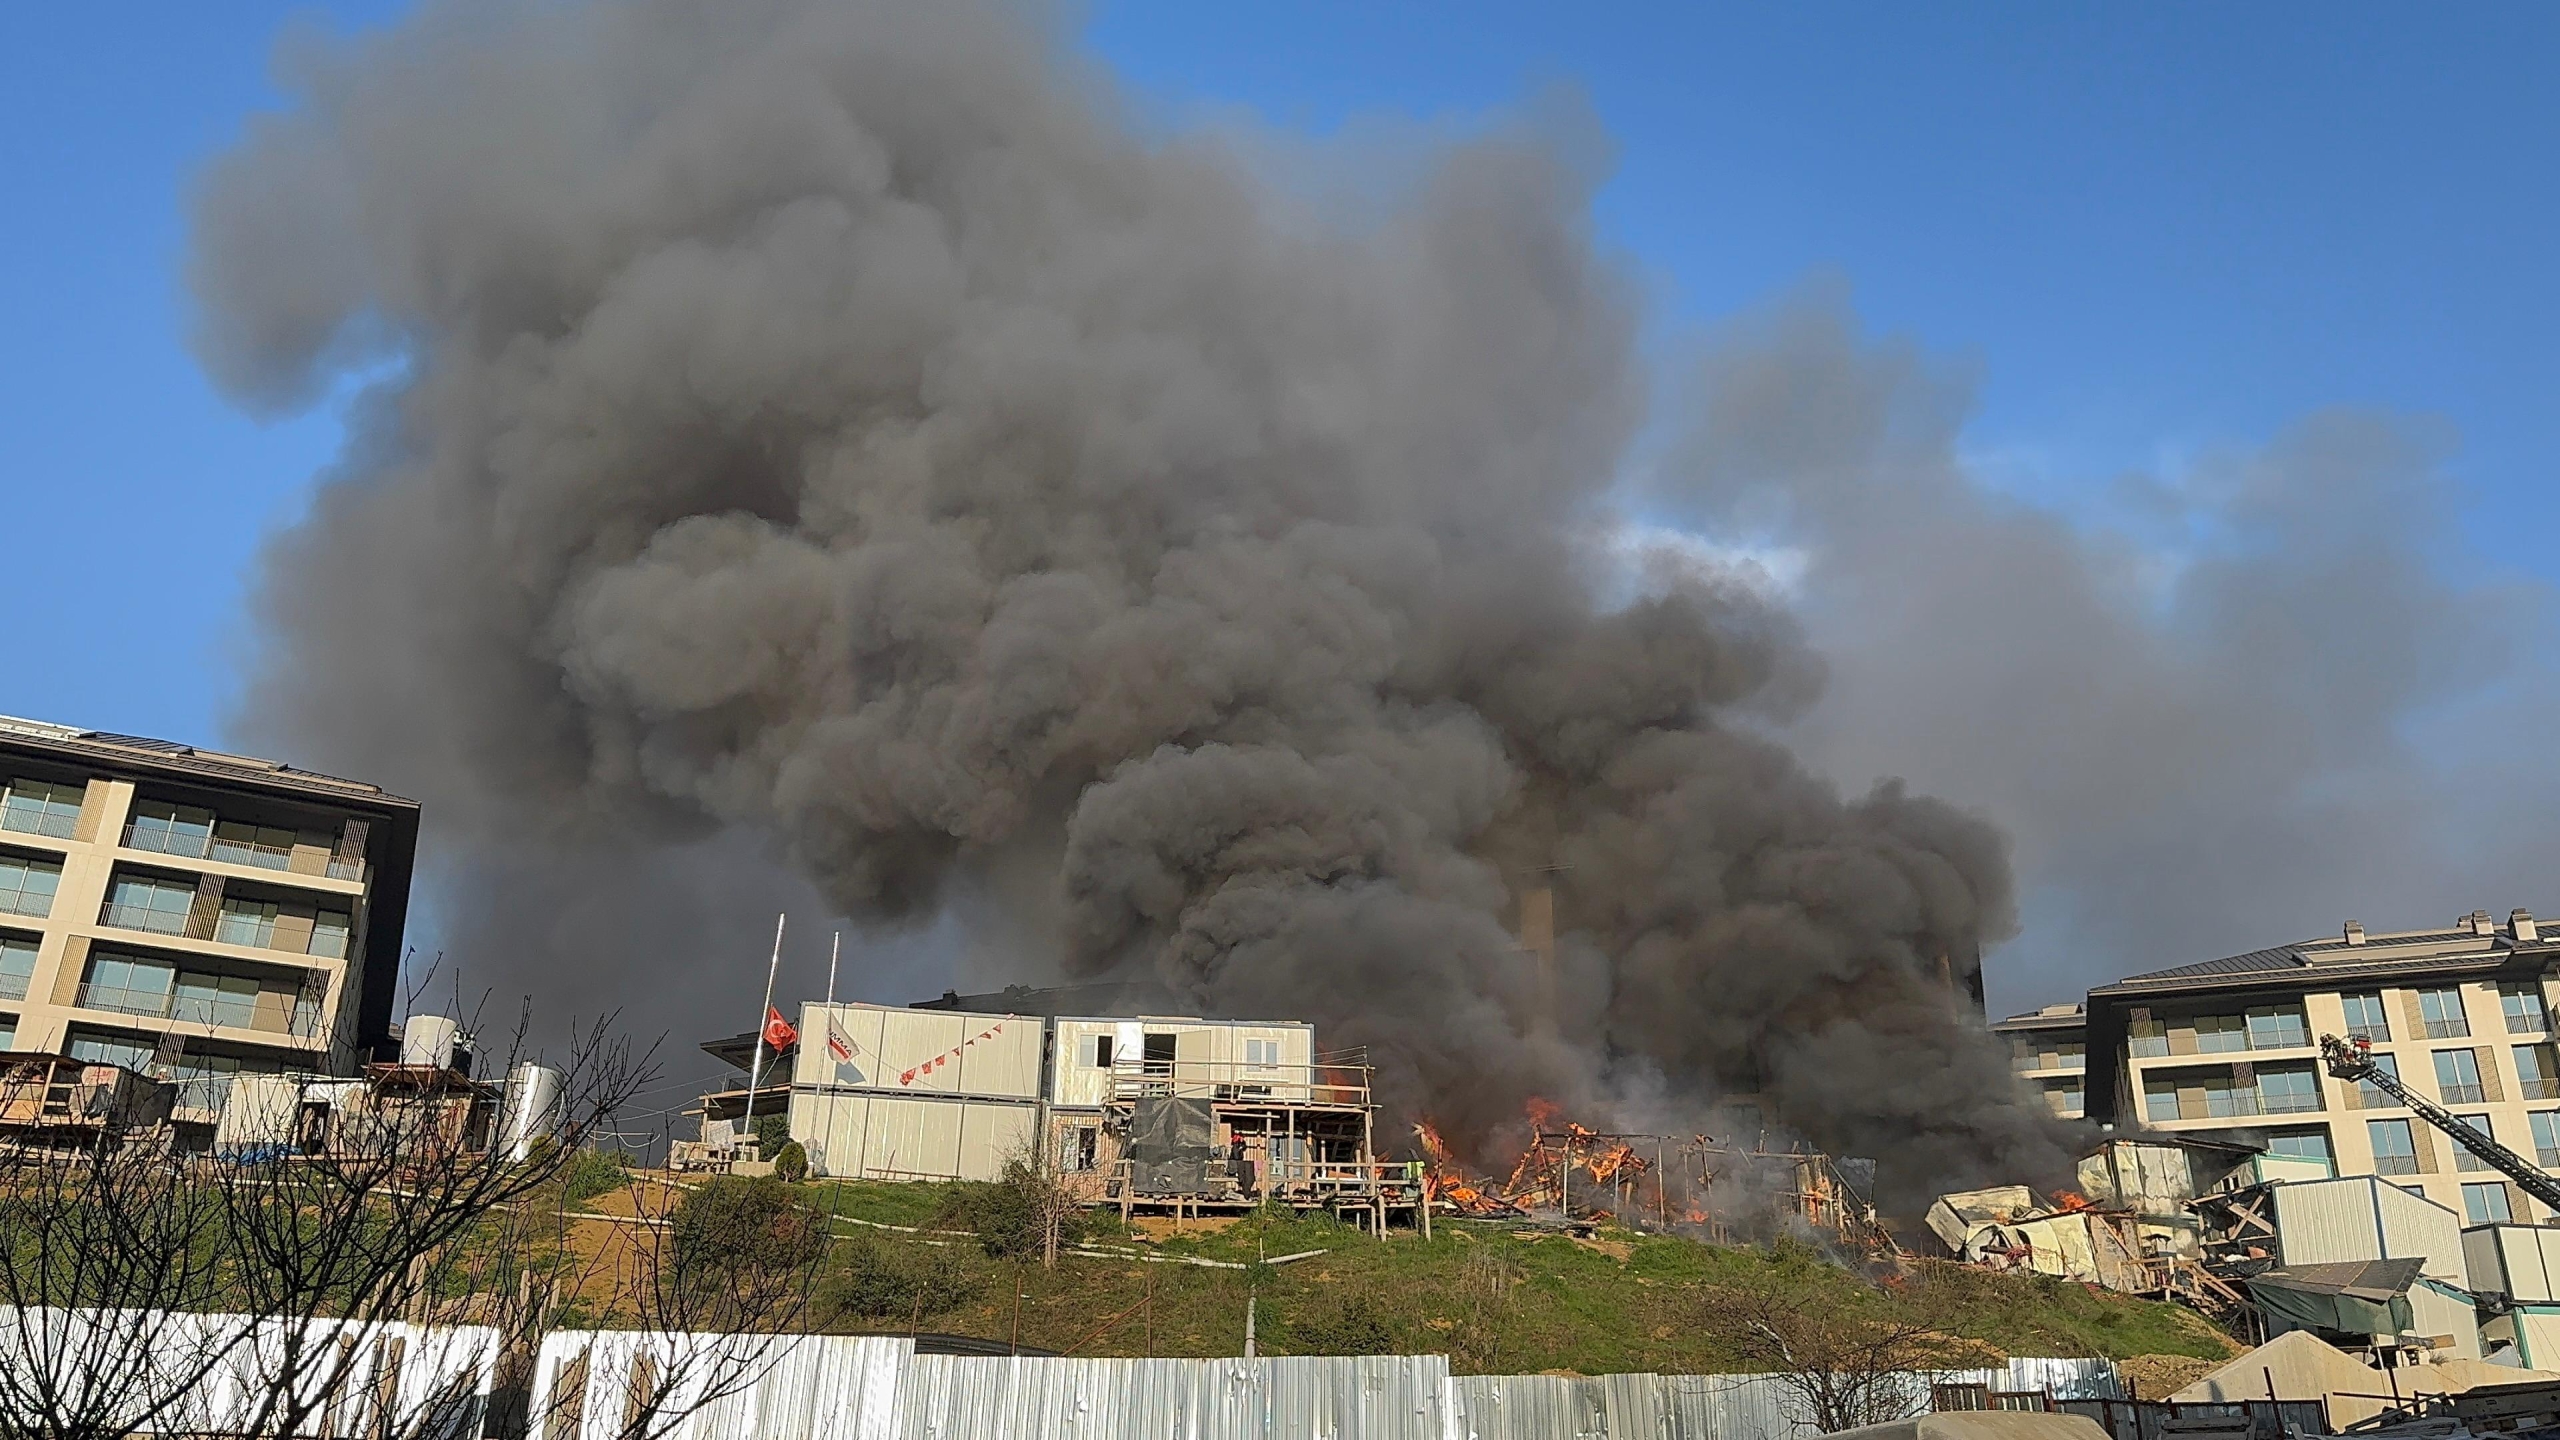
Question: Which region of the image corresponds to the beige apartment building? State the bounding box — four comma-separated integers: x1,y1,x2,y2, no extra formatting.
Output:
2081,909,2560,1226
0,715,417,1129
1995,1002,2088,1120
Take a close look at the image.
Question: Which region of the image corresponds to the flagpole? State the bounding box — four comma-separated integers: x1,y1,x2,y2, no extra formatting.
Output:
745,912,786,1132
825,930,840,1006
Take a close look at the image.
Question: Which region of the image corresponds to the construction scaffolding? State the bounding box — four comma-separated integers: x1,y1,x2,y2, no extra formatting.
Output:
1095,1047,1426,1234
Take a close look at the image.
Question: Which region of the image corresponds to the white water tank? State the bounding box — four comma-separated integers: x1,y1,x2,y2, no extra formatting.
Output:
400,1015,461,1070
501,1063,564,1163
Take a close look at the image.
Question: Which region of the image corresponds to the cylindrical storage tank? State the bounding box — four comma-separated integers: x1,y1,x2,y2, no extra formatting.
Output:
400,1015,460,1070
501,1063,564,1163
214,1074,303,1156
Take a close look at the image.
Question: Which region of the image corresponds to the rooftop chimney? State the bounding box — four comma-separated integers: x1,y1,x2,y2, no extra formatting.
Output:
2472,910,2495,936
2514,909,2539,943
2343,921,2367,946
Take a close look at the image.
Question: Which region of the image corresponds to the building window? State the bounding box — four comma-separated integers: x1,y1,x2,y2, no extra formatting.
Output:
2454,1114,2498,1172
2504,984,2551,1036
210,822,300,871
2265,1129,2336,1176
0,1015,14,1049
2341,992,2392,1042
79,954,176,1018
0,778,83,839
1059,1126,1099,1173
64,1029,155,1072
2466,1182,2516,1226
2515,1045,2560,1102
2532,1111,2560,1170
215,898,282,949
2257,1064,2323,1115
124,801,215,858
311,910,352,960
2128,1016,2169,1058
2010,1036,2040,1072
2358,1050,2403,1109
172,972,261,1031
2419,987,2472,1039
2369,1119,2421,1176
2046,1079,2085,1118
2194,1014,2247,1053
2143,1078,2182,1123
2436,1048,2489,1105
1245,1038,1280,1068
0,931,34,1002
2247,1007,2311,1050
0,854,61,919
102,875,195,936
1084,1034,1115,1069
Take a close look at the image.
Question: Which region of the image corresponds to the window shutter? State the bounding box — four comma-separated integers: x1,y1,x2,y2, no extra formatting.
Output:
2480,1047,2507,1103
183,874,224,941
2399,988,2429,1039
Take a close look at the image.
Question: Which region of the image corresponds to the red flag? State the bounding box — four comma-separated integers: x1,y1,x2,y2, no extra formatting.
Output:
763,1006,798,1053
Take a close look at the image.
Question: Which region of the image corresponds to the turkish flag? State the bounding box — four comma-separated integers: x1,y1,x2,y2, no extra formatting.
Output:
763,1006,799,1053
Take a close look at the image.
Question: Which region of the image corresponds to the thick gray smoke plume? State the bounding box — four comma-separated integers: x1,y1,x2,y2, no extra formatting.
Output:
1653,295,2553,1012
192,0,2073,1198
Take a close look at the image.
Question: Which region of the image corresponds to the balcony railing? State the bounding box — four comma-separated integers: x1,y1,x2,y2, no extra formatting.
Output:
2374,1153,2423,1176
100,901,190,935
2425,1019,2472,1039
2520,1078,2560,1101
2442,1084,2489,1105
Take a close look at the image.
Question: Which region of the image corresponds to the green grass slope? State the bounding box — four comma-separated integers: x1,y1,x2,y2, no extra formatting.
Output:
796,1181,2239,1375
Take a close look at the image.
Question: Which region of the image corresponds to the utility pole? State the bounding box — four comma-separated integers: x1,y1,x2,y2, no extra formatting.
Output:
743,913,786,1130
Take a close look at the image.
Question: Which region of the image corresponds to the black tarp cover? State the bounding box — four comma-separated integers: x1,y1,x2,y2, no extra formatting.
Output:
1127,1096,1217,1194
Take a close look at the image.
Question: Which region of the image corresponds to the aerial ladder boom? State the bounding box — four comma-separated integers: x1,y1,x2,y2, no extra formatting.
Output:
2320,1033,2560,1214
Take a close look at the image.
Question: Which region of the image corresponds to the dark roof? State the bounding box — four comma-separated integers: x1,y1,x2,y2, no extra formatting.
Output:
0,714,410,803
2249,1257,2425,1302
909,980,1190,1018
701,1031,796,1075
1992,1007,2086,1033
2099,932,2551,994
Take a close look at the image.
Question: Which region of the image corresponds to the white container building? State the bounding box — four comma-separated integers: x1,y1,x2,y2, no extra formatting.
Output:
2268,1175,2481,1359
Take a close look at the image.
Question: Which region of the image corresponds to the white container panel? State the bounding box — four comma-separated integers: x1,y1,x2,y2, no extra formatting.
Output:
952,1101,1039,1182
876,1011,968,1096
2467,1225,2510,1297
2411,1279,2483,1359
2272,1178,2385,1266
859,1095,968,1180
2518,1310,2560,1371
1048,1019,1117,1107
794,1004,888,1088
2377,1180,2466,1281
953,1016,1040,1100
2497,1226,2560,1304
789,1090,869,1179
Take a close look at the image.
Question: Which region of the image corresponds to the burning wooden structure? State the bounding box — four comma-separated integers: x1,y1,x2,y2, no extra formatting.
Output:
1415,1100,1893,1250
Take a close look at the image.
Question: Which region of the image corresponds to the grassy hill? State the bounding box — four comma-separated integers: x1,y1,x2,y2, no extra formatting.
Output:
775,1179,2239,1376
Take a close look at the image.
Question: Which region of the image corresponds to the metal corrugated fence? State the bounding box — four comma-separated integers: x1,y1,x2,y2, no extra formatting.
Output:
1441,1360,2122,1440
8,1307,2119,1440
0,1308,498,1438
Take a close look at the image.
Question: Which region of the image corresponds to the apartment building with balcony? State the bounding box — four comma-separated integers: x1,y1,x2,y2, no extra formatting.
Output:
1994,1003,2087,1120
2084,909,2560,1227
0,715,417,1129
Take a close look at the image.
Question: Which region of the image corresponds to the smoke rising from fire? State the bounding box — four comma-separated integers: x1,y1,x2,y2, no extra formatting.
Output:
191,0,2075,1199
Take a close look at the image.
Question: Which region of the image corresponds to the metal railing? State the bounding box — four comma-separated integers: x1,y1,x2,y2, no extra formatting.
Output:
1101,1057,1367,1107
